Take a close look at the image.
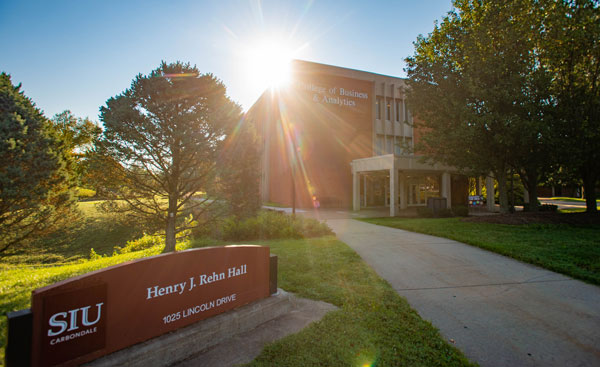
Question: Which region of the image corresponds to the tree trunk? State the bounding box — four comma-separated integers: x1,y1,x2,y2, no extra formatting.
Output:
163,195,178,253
496,170,509,213
583,173,598,213
526,171,539,212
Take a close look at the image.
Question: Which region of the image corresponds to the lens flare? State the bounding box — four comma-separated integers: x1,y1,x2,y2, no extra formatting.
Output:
245,38,295,89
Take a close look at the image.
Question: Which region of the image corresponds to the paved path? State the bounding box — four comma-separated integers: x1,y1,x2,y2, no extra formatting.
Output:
326,219,600,367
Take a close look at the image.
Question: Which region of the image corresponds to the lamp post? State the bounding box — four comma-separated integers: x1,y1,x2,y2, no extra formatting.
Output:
291,162,296,216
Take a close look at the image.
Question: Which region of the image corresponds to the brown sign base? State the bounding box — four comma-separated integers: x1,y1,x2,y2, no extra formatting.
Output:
85,289,290,367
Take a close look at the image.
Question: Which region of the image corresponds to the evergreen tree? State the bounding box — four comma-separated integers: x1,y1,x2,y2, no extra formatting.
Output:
99,62,241,252
218,118,261,219
0,73,76,253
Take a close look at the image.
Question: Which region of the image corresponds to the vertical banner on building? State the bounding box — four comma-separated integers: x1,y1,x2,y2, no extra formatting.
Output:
30,245,270,366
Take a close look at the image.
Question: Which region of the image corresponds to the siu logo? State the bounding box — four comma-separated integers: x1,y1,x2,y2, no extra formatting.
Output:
39,283,107,366
47,302,104,343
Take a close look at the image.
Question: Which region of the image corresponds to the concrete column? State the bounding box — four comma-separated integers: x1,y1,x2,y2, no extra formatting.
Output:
390,167,398,216
384,179,389,207
399,172,407,209
363,175,367,207
441,172,452,208
353,170,360,211
486,176,495,211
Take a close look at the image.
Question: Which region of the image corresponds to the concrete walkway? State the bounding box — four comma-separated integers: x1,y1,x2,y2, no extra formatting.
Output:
326,219,600,367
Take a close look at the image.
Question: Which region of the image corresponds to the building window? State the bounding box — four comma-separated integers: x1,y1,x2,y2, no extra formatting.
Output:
376,97,382,119
395,138,402,155
395,99,403,122
404,137,413,152
404,102,410,123
386,136,393,154
376,134,384,155
386,98,391,120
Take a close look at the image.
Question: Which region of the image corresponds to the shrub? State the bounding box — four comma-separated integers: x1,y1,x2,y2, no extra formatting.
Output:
221,210,333,241
89,248,102,260
540,204,558,212
452,205,469,217
522,200,542,212
115,234,163,254
77,187,96,199
416,207,433,218
436,208,454,218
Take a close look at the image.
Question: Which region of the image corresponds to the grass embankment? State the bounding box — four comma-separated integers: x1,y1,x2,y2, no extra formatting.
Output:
0,201,143,268
1,201,472,366
361,217,600,285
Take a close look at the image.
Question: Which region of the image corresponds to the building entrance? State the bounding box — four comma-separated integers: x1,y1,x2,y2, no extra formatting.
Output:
407,175,441,206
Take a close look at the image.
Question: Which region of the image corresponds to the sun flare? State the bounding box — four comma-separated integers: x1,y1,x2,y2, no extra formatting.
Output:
245,38,294,89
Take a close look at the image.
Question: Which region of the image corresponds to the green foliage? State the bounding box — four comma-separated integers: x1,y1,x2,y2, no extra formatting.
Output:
99,61,241,252
542,0,600,212
77,187,96,199
0,73,77,253
0,201,144,267
416,207,434,218
218,118,261,219
452,205,469,217
221,210,333,241
50,110,102,190
362,217,600,285
437,208,454,218
50,110,100,157
405,0,562,212
88,247,102,260
114,234,164,254
539,204,558,212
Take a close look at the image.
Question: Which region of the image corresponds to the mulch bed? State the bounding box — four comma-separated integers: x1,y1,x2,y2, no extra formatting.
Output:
462,211,600,226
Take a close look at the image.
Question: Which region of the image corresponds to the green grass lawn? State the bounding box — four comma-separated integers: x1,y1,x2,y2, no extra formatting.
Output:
559,208,586,213
548,197,600,203
1,203,472,366
1,201,143,268
361,217,600,285
248,237,472,366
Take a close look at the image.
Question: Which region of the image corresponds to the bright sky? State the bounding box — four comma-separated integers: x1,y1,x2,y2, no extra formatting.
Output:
0,0,453,121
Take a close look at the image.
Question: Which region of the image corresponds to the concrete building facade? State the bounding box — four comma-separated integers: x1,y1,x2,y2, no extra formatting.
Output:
246,60,468,216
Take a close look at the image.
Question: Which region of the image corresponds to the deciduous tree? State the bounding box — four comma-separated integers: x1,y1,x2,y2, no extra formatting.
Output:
543,0,600,212
51,110,101,187
406,0,555,212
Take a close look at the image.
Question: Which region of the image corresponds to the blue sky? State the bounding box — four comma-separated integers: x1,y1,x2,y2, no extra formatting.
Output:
0,0,454,121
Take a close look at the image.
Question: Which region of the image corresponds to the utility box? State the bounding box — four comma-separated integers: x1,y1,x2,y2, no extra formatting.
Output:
427,197,447,213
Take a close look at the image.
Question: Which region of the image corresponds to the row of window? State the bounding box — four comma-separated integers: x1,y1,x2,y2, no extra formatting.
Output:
375,135,412,156
375,97,411,122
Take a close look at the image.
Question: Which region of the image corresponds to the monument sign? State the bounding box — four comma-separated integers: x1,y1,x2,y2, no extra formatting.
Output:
29,245,270,366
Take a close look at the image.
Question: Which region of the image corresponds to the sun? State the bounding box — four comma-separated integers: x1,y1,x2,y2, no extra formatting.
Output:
245,38,294,89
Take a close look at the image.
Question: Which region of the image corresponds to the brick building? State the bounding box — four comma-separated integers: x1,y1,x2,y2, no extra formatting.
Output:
246,60,468,216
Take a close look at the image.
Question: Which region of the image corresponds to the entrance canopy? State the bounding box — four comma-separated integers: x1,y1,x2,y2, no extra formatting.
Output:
351,154,457,216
